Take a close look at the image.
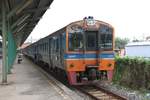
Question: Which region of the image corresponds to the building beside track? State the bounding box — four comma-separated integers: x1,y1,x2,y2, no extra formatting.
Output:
125,41,150,58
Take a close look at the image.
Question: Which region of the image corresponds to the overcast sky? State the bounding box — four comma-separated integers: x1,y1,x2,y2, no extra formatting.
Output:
26,0,150,42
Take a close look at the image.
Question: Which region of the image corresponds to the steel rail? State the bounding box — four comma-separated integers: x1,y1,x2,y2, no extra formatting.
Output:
74,85,127,100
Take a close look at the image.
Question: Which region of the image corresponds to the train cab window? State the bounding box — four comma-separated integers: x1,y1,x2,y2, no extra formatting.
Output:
99,25,113,50
69,32,83,51
85,31,98,51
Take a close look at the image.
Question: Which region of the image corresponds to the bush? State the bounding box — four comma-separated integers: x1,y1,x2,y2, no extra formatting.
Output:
113,57,150,90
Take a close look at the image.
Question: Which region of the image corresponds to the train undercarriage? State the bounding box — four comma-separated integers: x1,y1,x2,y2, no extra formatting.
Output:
67,68,113,85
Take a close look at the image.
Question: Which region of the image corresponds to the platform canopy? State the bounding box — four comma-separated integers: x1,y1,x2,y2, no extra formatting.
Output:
0,0,54,83
0,0,53,46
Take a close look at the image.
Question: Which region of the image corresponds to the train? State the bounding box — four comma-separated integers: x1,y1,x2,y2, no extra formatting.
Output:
23,16,115,85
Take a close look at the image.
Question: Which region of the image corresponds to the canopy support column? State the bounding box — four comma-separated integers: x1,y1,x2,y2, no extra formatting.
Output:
1,0,8,84
8,21,17,73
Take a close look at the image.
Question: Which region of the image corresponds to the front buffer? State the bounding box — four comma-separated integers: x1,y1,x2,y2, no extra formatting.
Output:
66,58,115,85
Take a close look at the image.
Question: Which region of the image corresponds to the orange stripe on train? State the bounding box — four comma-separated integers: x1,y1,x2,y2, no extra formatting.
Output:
66,59,115,71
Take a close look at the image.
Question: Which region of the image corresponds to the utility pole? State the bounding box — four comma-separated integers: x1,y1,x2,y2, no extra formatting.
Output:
2,0,8,84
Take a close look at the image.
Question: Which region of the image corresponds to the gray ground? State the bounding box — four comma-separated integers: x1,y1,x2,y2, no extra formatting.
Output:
0,57,84,100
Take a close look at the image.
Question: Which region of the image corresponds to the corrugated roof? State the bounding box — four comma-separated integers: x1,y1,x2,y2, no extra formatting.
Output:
126,41,150,46
0,0,53,46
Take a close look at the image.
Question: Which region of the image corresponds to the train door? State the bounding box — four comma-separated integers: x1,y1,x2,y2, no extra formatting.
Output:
51,36,60,68
56,35,61,68
85,31,99,66
49,38,52,67
60,34,64,66
34,44,38,61
51,37,56,68
84,31,100,80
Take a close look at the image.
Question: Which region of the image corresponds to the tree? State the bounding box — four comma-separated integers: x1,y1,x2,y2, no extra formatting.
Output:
115,37,129,49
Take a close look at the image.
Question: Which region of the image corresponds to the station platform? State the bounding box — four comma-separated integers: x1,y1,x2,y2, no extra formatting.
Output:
0,57,84,100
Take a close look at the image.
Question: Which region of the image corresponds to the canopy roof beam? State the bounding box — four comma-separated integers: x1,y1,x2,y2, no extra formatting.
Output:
11,14,30,29
7,0,33,19
22,6,50,13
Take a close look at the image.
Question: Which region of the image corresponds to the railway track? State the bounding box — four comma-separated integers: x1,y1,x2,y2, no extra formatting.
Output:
35,61,127,100
75,85,127,100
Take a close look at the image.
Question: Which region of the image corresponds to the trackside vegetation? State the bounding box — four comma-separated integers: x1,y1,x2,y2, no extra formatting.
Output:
113,57,150,91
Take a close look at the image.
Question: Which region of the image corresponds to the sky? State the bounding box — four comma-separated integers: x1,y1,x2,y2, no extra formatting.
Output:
26,0,150,43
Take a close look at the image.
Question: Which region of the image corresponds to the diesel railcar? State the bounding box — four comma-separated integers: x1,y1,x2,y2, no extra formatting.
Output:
24,17,115,85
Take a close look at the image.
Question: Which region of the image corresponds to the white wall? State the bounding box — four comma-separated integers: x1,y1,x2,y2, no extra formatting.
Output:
125,45,150,58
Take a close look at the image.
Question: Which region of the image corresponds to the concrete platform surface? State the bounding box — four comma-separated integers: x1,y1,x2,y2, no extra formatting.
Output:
0,57,84,100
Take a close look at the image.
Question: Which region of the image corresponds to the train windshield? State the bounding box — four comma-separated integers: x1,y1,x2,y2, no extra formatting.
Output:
69,32,83,51
99,25,113,50
68,26,113,51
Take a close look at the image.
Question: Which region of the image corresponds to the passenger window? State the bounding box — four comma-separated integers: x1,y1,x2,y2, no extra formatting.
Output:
46,43,48,52
62,33,66,50
45,43,46,52
56,38,59,52
40,44,42,51
51,38,55,52
53,37,58,52
45,43,47,52
54,39,56,52
49,38,52,53
60,34,63,50
43,43,45,52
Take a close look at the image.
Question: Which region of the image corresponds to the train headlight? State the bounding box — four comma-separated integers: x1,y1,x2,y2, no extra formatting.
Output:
107,63,112,67
70,64,74,68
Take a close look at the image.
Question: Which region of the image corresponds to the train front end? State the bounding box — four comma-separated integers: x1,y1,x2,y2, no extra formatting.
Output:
65,17,115,85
